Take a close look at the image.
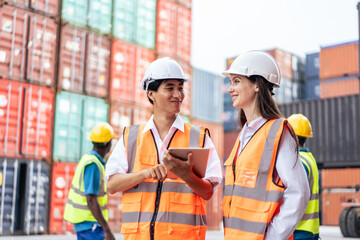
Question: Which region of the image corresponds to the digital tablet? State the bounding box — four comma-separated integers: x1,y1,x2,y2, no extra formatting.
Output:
167,147,210,179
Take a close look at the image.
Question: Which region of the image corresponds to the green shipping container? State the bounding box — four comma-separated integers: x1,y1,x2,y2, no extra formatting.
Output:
88,0,112,34
53,91,109,163
113,0,156,49
61,0,88,27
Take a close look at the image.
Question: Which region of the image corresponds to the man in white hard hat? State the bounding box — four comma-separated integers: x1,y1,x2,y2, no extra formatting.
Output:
105,57,222,240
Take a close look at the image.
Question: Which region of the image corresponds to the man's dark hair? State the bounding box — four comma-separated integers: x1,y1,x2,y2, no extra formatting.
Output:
146,79,165,104
92,141,111,149
298,136,307,146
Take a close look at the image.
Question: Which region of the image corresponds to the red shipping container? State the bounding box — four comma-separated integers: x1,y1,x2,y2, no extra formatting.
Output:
320,41,358,80
110,39,155,105
84,32,111,98
267,48,293,80
0,6,29,81
109,100,152,137
223,131,239,160
5,0,59,17
0,6,57,86
320,77,359,99
107,192,122,233
49,162,77,234
322,168,360,189
156,0,192,63
0,79,54,160
58,25,111,98
206,186,223,230
27,12,58,86
177,0,192,9
322,190,360,226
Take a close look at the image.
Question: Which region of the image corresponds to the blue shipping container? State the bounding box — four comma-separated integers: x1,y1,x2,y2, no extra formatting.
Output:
305,52,319,80
191,68,223,123
305,78,320,100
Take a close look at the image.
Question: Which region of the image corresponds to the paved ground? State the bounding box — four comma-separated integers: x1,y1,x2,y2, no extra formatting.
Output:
0,226,358,239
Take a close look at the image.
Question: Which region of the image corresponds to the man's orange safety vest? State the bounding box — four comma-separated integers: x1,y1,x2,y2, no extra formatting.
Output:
121,123,209,240
223,118,294,240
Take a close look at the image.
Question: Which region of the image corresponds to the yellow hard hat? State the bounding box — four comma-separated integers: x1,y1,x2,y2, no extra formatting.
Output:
287,114,313,138
89,122,116,143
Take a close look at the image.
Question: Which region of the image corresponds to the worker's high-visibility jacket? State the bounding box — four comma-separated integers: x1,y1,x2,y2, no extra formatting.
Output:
295,150,320,234
121,124,209,240
223,118,294,240
63,154,108,223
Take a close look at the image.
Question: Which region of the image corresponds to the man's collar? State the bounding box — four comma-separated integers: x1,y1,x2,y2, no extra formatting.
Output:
142,114,185,134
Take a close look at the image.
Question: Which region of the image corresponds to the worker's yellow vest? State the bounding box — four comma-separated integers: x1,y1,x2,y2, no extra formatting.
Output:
63,154,108,223
296,151,320,234
121,123,209,240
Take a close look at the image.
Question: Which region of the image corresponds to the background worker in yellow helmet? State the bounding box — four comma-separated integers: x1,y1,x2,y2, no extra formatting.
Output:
288,114,320,240
64,122,116,240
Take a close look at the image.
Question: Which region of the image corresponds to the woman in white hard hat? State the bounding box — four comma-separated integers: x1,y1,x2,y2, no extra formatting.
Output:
222,50,310,240
105,57,222,240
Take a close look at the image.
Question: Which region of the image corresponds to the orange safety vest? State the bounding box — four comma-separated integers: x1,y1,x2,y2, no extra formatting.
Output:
121,123,209,240
223,118,294,240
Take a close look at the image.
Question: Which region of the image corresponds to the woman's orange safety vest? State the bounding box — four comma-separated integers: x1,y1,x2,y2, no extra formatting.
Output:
223,118,294,240
121,123,209,240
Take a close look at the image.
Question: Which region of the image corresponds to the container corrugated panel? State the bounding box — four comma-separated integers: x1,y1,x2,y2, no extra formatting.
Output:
320,76,359,99
321,190,360,226
156,0,191,63
52,91,109,163
0,6,28,81
305,78,320,100
305,52,319,80
26,12,58,87
87,0,112,34
112,0,156,49
109,100,152,137
30,0,59,17
206,186,222,230
110,39,155,105
0,79,55,160
61,0,87,27
320,41,358,80
278,94,360,168
223,131,239,160
267,49,292,79
321,168,360,189
179,61,192,116
0,158,50,235
58,25,87,93
273,78,299,104
177,0,191,9
84,32,111,98
49,162,77,234
133,46,156,106
223,100,239,133
191,68,223,123
292,55,304,82
107,192,122,233
3,0,28,9
0,6,58,86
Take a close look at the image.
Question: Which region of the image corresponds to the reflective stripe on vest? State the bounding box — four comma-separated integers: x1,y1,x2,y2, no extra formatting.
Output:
121,124,208,240
223,118,288,240
296,151,320,234
63,154,108,224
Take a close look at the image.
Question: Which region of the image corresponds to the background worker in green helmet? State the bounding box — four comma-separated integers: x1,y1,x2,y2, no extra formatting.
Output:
288,114,320,240
64,122,116,240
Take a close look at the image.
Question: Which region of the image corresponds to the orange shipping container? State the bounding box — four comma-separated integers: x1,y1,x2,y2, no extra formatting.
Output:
6,0,59,17
0,79,54,160
109,100,152,137
156,0,192,63
110,39,155,105
320,41,358,80
267,49,293,80
320,77,359,99
322,168,360,189
322,190,360,226
0,6,58,86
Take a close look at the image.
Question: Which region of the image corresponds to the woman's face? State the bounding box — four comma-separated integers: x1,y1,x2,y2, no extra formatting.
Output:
228,75,259,109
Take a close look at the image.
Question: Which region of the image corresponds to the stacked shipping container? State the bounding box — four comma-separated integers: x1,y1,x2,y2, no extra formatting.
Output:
305,52,320,100
319,41,359,98
0,0,57,235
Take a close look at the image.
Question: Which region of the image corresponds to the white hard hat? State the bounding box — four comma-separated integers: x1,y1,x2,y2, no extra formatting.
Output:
223,50,281,87
140,57,189,91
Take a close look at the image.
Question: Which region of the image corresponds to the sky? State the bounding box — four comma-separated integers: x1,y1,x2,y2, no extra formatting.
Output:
191,0,359,75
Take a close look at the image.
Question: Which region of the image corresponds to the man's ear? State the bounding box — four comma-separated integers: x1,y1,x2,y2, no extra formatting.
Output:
147,90,155,102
